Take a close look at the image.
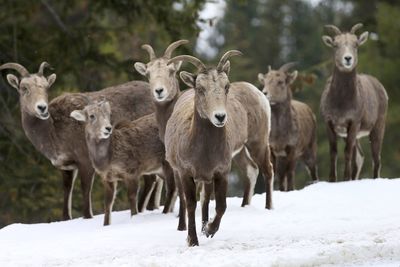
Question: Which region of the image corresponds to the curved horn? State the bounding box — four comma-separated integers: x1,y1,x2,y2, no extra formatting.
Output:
164,40,189,59
168,55,206,71
141,44,156,61
0,63,30,77
350,23,363,34
38,62,51,76
217,50,242,71
279,62,297,73
324,24,342,36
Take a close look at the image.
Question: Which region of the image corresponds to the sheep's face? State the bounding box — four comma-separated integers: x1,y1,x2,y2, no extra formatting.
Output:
135,58,182,103
7,74,56,120
70,101,112,141
181,68,230,128
258,70,297,105
322,32,368,72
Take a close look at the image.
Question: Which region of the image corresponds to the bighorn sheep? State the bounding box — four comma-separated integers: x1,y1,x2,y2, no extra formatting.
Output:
0,62,155,220
321,23,388,181
258,63,319,191
70,99,173,225
135,41,261,232
165,51,273,246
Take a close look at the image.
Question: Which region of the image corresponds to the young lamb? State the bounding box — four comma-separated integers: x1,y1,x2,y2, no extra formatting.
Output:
165,51,273,246
258,63,318,191
0,62,155,220
70,99,172,225
321,23,388,181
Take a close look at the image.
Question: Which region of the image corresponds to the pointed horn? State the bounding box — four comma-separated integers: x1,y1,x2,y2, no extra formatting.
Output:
324,24,342,36
141,44,156,61
350,23,363,34
168,55,206,71
279,62,297,72
217,50,242,71
38,62,51,76
268,65,272,72
0,63,30,77
79,94,94,106
164,40,189,59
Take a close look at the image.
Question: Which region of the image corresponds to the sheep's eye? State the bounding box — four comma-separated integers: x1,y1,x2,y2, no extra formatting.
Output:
89,114,96,120
20,86,29,95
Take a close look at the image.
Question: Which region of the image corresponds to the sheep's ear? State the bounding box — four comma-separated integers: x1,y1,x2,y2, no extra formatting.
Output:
287,70,298,84
179,71,195,88
358,31,369,46
47,74,56,88
258,73,265,85
6,74,20,90
322,36,334,47
134,62,147,76
221,60,230,75
70,110,86,122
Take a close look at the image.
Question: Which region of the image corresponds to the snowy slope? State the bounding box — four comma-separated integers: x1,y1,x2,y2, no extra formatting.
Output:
1,179,400,267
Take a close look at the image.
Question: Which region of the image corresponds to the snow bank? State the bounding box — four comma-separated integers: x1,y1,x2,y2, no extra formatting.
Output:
1,178,400,267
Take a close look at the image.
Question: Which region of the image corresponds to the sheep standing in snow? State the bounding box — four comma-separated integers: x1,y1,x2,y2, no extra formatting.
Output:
70,99,172,226
321,23,388,181
0,62,155,220
258,63,318,191
166,51,273,246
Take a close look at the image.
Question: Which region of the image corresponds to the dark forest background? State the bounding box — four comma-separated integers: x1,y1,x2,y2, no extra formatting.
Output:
0,0,399,227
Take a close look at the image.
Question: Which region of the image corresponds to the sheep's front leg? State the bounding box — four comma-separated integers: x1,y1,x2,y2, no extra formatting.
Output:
103,179,117,226
285,147,297,191
344,122,359,180
326,121,338,182
124,177,139,216
162,162,177,214
182,176,198,246
201,182,213,232
204,173,227,238
276,157,288,191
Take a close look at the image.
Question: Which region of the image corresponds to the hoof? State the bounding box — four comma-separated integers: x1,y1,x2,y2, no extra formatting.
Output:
204,223,218,238
186,236,199,247
201,221,208,234
177,224,187,231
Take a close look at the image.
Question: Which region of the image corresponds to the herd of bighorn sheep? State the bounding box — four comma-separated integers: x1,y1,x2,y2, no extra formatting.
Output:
0,23,388,246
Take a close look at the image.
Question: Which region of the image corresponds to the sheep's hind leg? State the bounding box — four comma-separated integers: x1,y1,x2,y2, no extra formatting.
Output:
351,140,364,180
233,148,258,207
61,169,77,220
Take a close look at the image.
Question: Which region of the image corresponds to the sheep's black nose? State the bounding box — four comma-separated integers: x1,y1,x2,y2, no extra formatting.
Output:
155,88,164,96
105,126,112,132
344,56,352,62
37,104,47,113
215,113,226,123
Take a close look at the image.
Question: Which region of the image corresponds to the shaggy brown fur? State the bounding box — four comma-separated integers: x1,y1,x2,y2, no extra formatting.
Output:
0,62,155,220
71,101,173,225
165,52,273,246
258,63,318,191
136,42,262,233
321,23,388,181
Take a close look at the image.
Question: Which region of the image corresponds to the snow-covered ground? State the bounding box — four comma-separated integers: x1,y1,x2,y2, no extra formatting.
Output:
1,179,400,267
